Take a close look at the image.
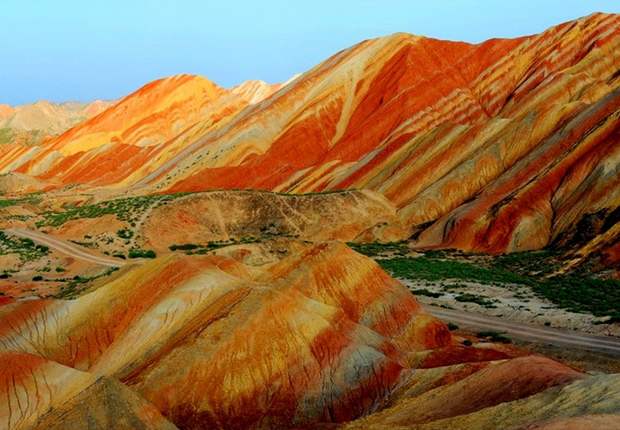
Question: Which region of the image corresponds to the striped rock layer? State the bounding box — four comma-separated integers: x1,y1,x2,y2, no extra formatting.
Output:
2,13,620,254
1,241,612,429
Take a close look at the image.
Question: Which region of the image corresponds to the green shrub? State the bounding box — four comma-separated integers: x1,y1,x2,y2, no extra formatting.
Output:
455,293,495,307
169,243,199,251
116,229,134,239
128,249,156,259
32,275,43,281
411,288,443,298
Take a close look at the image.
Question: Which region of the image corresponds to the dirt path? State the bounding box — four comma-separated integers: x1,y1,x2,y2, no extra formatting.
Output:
426,305,620,356
4,228,126,268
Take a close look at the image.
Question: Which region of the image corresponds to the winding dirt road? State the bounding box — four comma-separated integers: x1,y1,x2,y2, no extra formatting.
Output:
427,305,620,356
4,228,126,267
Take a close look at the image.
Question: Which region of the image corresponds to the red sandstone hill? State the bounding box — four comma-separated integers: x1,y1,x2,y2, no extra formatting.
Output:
2,241,618,429
2,13,619,257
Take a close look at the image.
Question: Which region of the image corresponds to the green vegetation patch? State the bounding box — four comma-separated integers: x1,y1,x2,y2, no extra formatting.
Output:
491,249,562,276
410,288,444,298
454,293,497,308
378,256,530,285
35,193,188,227
128,248,156,259
374,250,620,319
116,228,134,239
0,193,42,209
533,276,620,317
0,231,49,261
53,267,119,299
347,241,409,257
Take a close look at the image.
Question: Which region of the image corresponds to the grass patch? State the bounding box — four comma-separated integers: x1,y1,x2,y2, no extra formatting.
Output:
378,256,530,285
347,241,409,257
35,193,188,227
0,193,42,209
533,276,620,317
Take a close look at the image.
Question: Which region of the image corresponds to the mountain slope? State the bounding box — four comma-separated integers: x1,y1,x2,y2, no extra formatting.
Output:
2,240,615,429
2,13,619,254
0,100,112,145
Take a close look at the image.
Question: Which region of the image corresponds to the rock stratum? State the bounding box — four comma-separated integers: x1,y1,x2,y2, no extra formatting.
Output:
1,13,619,256
1,12,620,430
1,241,618,429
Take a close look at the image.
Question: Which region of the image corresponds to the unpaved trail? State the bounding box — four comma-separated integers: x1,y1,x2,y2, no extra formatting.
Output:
4,228,126,267
427,306,620,356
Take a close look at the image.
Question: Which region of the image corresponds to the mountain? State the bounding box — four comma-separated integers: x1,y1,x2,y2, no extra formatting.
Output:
2,241,617,429
1,13,620,430
1,13,619,257
0,100,112,145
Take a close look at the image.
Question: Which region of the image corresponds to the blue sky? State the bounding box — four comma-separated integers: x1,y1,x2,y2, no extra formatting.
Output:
2,0,619,105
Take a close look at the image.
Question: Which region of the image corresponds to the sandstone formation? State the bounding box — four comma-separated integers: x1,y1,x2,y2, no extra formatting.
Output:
1,241,615,429
1,13,619,255
1,12,620,430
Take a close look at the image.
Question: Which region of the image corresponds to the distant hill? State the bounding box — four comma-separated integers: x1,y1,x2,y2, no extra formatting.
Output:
0,99,113,145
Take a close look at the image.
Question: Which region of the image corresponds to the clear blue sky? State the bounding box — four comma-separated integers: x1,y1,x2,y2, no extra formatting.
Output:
2,0,619,105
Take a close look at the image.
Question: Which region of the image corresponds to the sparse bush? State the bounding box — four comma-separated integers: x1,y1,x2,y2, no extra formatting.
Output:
169,243,199,251
128,249,156,259
116,229,134,239
477,331,511,343
455,293,495,307
411,288,443,298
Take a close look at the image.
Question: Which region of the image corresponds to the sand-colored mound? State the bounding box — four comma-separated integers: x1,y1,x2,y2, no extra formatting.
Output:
140,189,403,251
